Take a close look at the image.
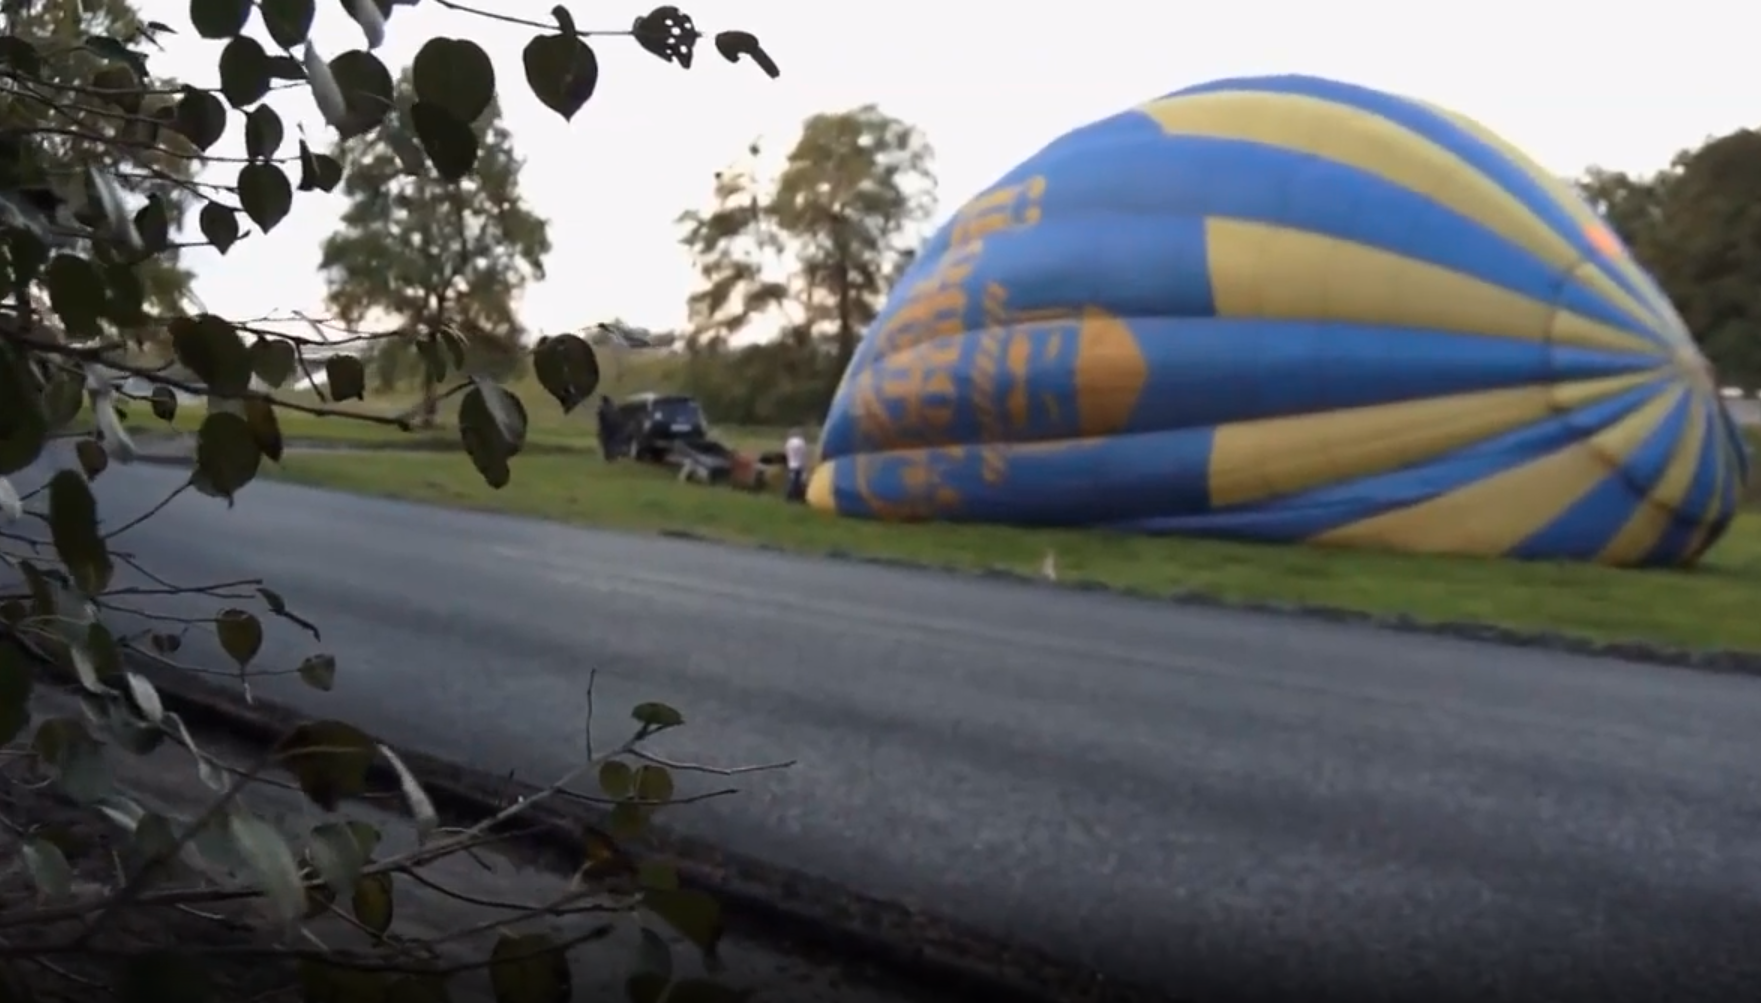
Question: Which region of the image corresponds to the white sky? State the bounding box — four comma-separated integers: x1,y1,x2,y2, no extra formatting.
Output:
152,0,1760,338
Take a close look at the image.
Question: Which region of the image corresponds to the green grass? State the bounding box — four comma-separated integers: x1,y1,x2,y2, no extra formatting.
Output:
113,375,794,457
264,448,1761,653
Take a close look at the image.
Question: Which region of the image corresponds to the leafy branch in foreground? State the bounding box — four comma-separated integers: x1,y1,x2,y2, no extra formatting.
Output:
1,650,789,1001
0,0,786,999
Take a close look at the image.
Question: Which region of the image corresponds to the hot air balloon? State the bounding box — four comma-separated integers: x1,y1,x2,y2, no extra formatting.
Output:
807,74,1748,567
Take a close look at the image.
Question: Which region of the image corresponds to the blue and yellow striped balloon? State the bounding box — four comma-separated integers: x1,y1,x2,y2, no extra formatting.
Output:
808,74,1747,567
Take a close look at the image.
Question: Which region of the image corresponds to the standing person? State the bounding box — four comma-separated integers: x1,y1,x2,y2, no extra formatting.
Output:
595,394,619,462
783,428,809,502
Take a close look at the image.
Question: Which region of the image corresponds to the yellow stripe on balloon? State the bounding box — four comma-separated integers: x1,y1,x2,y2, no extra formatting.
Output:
1683,417,1733,561
1596,392,1706,564
1204,219,1663,357
1142,92,1573,268
1309,390,1681,559
1208,371,1666,508
1414,99,1686,343
1140,90,1666,344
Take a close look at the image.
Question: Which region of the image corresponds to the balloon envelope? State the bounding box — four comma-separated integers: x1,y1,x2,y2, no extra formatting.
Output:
809,74,1747,567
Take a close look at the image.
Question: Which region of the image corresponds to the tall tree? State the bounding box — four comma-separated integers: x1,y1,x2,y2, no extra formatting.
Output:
0,0,199,319
320,74,551,424
676,144,790,343
770,105,935,372
677,107,936,422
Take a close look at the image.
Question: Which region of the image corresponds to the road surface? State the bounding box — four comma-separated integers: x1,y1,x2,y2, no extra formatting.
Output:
11,457,1761,1003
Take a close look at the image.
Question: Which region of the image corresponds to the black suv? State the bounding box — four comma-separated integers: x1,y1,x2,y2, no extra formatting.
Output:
615,393,709,462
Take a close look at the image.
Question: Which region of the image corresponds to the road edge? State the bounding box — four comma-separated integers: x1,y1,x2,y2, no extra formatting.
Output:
128,659,1186,1003
129,448,1761,680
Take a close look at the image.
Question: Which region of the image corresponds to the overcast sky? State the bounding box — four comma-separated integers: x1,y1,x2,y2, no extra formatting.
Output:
151,0,1759,339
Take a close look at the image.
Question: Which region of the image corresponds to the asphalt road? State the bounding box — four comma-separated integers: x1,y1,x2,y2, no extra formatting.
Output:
11,456,1761,1003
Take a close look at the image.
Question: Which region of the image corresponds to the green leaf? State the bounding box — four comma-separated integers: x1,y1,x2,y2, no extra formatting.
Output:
189,0,251,38
532,334,599,413
598,760,633,798
248,337,296,388
119,811,182,885
275,719,376,811
261,586,321,640
298,653,336,691
33,716,111,802
0,342,48,475
633,764,673,803
244,105,284,160
307,819,375,898
266,54,305,80
40,372,83,431
329,49,395,137
237,163,292,233
45,253,107,339
194,412,261,500
712,31,780,79
297,141,343,192
411,37,495,125
637,860,678,891
352,872,394,936
458,384,525,489
133,195,170,253
217,36,270,108
642,889,722,956
631,702,684,729
115,949,213,1003
172,86,226,151
409,102,477,183
0,643,31,745
0,36,42,76
198,202,240,254
170,314,252,395
149,385,178,422
213,608,263,668
227,809,306,924
6,225,48,287
48,470,111,595
325,354,365,401
21,837,74,898
489,932,572,1003
522,34,597,121
259,0,315,48
243,398,284,462
75,438,107,480
93,63,144,112
104,261,146,325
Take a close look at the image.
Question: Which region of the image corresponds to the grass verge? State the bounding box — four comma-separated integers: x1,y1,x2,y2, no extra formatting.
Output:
265,448,1761,653
111,376,793,456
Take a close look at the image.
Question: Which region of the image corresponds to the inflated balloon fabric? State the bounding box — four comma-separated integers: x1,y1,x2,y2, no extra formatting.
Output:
808,74,1748,567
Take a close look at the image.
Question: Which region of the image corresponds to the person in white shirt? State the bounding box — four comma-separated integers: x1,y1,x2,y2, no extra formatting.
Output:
783,429,809,502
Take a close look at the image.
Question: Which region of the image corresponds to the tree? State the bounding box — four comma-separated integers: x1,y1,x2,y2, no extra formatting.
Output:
770,105,935,373
0,1,782,999
677,106,936,424
0,0,200,320
1575,129,1761,387
320,75,550,425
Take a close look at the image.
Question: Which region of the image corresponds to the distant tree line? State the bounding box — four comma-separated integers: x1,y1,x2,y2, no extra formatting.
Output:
1573,129,1761,389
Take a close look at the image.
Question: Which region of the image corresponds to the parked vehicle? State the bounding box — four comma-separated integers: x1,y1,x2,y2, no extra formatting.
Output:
614,393,710,463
